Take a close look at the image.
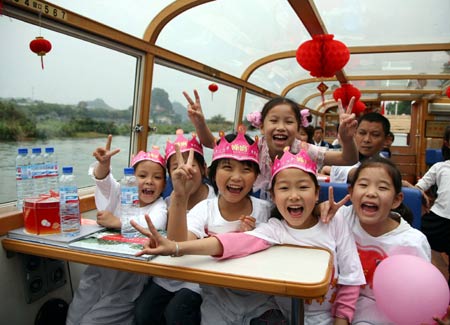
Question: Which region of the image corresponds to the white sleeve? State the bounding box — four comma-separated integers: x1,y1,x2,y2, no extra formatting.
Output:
93,173,121,213
187,200,210,238
416,163,438,192
332,213,366,286
330,165,353,183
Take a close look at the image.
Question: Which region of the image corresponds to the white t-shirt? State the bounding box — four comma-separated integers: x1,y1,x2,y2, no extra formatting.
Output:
416,160,450,219
247,214,365,324
339,205,431,324
330,162,360,183
187,195,278,325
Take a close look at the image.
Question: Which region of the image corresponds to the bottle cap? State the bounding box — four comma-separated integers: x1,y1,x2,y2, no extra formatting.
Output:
124,167,134,175
18,148,28,155
32,147,42,154
62,166,73,174
45,147,54,153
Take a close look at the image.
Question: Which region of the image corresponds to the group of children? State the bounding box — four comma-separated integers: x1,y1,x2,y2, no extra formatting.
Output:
66,91,450,325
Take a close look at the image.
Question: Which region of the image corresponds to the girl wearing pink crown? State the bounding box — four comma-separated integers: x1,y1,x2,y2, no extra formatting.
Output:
132,146,366,325
183,90,358,202
135,127,286,324
67,135,167,325
134,130,215,325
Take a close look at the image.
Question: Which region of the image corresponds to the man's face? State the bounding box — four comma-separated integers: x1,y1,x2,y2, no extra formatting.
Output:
313,129,323,142
355,121,386,157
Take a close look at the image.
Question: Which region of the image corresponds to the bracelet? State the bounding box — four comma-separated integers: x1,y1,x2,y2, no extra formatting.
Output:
171,241,179,257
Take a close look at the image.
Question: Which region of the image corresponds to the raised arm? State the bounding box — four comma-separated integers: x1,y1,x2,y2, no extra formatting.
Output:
167,146,198,241
183,90,216,148
323,98,358,166
92,134,121,179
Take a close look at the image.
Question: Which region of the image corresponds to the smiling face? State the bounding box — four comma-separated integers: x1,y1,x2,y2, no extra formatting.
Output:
214,158,257,204
134,160,166,206
271,168,319,229
355,120,387,158
349,166,403,236
261,104,299,159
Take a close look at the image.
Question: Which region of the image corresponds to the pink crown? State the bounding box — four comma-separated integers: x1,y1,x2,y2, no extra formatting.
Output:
212,125,259,164
271,147,317,182
165,129,203,160
131,146,165,168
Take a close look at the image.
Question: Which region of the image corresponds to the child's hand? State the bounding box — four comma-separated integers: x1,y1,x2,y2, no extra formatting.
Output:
433,306,450,325
337,97,358,143
171,146,196,196
92,134,120,165
183,90,206,126
131,214,177,257
96,210,121,229
239,215,256,232
319,186,350,223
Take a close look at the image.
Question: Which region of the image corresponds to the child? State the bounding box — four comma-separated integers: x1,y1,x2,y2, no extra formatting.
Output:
134,130,215,325
338,157,431,323
66,135,167,325
142,126,284,325
416,125,450,287
132,147,366,325
183,90,358,201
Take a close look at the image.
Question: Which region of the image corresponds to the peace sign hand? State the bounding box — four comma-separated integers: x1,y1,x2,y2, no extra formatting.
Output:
92,134,120,165
337,97,358,142
171,145,196,197
183,90,205,127
319,186,350,223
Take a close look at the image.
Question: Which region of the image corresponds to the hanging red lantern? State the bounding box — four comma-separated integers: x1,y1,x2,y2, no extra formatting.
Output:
353,101,366,117
296,34,350,78
446,86,450,98
29,36,52,70
333,83,361,107
208,83,219,100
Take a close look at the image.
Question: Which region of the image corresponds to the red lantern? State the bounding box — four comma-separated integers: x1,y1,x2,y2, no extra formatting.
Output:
333,84,361,108
208,83,219,100
446,86,450,98
29,36,52,70
353,101,366,117
296,34,350,78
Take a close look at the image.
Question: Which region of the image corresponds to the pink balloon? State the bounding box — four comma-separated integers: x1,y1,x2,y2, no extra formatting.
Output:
373,254,449,325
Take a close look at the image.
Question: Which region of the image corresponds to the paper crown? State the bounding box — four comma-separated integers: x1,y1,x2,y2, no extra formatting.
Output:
165,129,203,160
271,147,317,181
131,146,165,168
212,125,259,164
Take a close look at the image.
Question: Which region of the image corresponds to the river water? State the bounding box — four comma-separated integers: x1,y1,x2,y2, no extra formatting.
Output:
0,135,215,206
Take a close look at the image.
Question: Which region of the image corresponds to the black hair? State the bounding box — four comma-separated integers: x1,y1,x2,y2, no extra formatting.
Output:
269,169,319,221
299,125,314,144
261,97,302,131
392,202,413,226
134,160,166,176
208,133,260,195
442,125,450,161
314,126,324,132
350,156,402,194
357,112,391,136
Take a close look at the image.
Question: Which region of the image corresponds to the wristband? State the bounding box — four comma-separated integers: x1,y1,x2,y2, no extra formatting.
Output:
171,241,179,257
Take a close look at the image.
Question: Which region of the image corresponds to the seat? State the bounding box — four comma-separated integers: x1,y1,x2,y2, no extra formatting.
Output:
319,182,422,229
425,148,443,166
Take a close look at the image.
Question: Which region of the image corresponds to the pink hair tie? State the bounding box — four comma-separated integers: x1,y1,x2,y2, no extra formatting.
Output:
246,111,262,128
300,109,310,128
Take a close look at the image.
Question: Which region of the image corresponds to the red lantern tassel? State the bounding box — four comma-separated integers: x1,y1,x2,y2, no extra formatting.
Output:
40,56,44,70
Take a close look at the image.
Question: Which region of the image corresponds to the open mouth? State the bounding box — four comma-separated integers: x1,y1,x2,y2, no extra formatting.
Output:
273,134,288,143
142,188,155,196
227,184,243,194
361,202,378,213
287,205,304,217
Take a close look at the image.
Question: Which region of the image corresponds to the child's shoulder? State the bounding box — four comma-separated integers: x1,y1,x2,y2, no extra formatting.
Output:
250,196,272,209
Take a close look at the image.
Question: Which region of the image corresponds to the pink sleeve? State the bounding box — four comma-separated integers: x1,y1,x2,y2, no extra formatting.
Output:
213,233,272,260
331,285,360,322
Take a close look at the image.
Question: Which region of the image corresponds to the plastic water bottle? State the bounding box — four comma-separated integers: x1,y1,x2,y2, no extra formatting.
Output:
31,147,47,196
59,166,80,236
44,147,59,193
15,148,33,210
120,167,139,238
